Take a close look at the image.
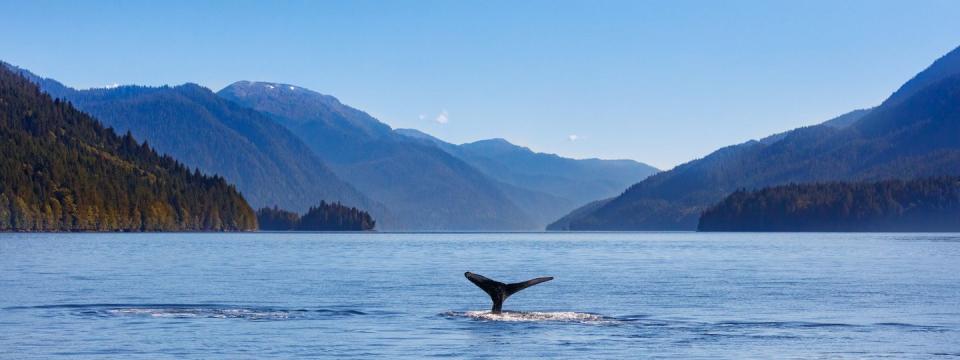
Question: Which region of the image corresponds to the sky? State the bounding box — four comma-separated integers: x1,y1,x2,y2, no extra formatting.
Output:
2,1,960,169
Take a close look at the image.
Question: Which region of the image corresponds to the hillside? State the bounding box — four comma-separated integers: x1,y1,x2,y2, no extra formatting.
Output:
4,64,379,219
698,177,960,232
0,66,255,231
551,45,960,230
219,81,537,230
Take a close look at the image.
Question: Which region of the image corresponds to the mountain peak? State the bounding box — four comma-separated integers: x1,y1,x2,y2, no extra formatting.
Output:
462,138,531,155
218,80,392,139
222,81,338,103
175,82,209,91
484,137,512,144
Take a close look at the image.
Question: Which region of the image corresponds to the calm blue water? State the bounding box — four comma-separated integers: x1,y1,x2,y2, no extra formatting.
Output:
1,232,959,359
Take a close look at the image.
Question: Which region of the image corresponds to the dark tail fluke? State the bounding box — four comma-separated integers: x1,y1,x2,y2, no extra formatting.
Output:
464,272,554,313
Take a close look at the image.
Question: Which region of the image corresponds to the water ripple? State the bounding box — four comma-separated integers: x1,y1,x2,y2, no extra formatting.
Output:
4,303,372,321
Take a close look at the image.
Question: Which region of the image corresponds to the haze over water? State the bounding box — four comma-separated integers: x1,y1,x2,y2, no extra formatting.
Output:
2,232,959,358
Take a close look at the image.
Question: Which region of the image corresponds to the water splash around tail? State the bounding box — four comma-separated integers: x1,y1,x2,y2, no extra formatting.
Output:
444,310,613,323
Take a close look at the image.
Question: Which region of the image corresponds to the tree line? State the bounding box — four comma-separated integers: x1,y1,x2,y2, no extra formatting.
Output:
257,201,375,231
698,177,960,232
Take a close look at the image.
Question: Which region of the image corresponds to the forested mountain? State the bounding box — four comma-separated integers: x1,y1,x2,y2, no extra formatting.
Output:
395,128,658,225
3,64,380,220
550,45,960,230
0,66,255,231
257,202,375,231
219,81,538,230
698,177,960,232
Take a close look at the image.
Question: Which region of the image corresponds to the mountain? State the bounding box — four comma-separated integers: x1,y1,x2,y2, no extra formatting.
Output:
3,64,380,221
395,128,659,224
219,81,537,230
550,45,960,230
0,65,255,231
698,177,960,232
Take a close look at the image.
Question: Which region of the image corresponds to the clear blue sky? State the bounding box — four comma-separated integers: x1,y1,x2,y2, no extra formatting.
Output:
2,0,959,169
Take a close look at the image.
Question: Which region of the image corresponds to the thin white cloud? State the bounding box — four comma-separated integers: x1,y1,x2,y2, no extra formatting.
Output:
568,134,579,141
104,83,120,89
435,109,449,124
418,114,426,121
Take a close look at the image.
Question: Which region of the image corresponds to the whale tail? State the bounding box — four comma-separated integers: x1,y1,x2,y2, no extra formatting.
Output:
464,272,553,314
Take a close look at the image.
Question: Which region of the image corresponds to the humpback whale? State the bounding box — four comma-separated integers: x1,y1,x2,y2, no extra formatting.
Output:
464,272,554,314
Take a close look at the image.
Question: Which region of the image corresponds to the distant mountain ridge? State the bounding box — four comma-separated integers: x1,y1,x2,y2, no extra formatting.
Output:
395,128,659,225
3,63,381,220
550,45,960,230
219,81,538,230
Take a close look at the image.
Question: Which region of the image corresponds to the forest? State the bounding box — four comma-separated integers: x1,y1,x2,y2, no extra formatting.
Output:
698,177,960,232
257,201,376,231
0,66,256,231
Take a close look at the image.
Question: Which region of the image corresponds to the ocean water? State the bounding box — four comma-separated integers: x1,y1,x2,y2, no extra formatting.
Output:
1,232,959,359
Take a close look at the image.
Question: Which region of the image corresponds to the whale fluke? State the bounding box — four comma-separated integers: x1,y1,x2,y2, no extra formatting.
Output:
464,272,553,314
